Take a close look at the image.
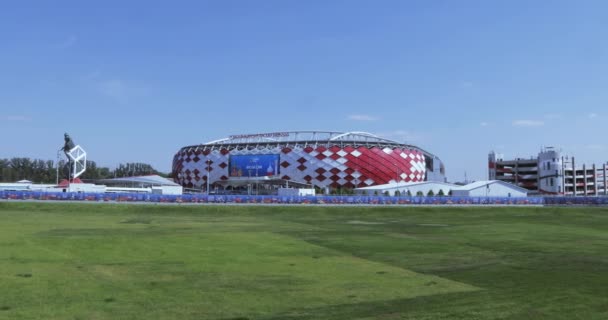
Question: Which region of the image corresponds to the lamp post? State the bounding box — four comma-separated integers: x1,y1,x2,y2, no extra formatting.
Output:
206,158,211,196
248,169,252,195
253,158,259,195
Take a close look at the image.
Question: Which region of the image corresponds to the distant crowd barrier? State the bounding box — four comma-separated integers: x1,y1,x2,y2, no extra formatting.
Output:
1,190,608,206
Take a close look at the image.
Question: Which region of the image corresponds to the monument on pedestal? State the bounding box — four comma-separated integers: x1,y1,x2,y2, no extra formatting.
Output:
60,133,87,182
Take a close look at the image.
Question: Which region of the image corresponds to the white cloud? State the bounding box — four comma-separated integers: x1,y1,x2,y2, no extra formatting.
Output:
58,35,77,49
99,79,128,101
96,79,148,103
2,115,31,121
377,130,420,143
347,114,379,121
512,120,544,127
544,113,562,119
588,113,598,119
480,122,490,127
586,144,604,150
82,70,101,81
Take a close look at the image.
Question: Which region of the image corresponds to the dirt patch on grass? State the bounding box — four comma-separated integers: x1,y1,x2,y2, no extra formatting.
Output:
347,220,386,225
120,217,152,224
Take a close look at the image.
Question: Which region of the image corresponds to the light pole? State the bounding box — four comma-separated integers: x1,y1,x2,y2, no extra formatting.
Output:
248,169,252,195
206,158,211,195
253,158,259,195
56,150,62,185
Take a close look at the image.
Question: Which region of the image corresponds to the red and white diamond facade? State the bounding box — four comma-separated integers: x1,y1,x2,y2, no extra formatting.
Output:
172,131,445,189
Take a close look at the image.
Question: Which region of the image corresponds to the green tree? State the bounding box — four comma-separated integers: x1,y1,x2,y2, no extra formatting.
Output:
0,158,167,183
113,163,160,177
427,189,435,197
314,186,324,195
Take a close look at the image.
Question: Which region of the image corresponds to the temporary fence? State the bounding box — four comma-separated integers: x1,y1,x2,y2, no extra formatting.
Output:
2,190,608,206
543,196,608,206
0,190,544,205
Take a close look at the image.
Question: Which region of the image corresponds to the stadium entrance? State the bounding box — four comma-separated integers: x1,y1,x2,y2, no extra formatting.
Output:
214,177,313,195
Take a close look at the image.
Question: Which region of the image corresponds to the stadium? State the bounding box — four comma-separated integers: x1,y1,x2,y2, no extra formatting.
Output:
172,131,446,191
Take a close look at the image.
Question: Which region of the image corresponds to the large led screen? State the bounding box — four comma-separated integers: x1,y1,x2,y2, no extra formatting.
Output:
229,154,280,177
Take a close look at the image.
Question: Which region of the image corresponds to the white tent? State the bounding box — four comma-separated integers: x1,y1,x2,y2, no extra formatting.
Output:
355,181,457,196
451,180,528,197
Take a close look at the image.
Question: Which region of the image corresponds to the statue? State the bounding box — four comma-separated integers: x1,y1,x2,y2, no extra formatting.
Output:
60,133,84,181
60,133,74,180
62,133,76,154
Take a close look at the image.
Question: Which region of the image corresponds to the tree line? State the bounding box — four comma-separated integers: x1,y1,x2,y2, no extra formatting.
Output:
0,158,167,183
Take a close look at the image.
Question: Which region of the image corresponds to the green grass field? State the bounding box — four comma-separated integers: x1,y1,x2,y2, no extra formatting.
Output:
1,203,607,319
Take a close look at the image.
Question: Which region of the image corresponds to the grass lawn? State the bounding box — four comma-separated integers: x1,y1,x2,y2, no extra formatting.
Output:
0,202,607,319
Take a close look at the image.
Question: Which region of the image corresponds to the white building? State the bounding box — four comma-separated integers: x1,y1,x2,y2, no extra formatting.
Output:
451,180,528,197
355,180,529,197
355,181,457,196
489,147,608,196
97,175,183,195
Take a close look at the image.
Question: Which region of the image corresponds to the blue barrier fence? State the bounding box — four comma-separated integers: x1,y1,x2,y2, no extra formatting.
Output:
2,190,607,205
543,196,608,206
0,190,541,205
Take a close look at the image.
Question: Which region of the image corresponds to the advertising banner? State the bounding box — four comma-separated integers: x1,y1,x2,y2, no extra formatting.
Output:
229,154,280,177
6,190,608,206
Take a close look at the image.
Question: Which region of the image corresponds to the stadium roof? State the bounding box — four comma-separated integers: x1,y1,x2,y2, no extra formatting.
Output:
180,131,436,156
451,180,529,193
96,175,179,187
205,131,399,145
355,181,457,191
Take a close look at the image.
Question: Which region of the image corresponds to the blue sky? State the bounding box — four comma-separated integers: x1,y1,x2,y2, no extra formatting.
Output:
1,0,606,181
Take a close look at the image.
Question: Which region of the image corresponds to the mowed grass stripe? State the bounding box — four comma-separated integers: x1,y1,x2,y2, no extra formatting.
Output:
1,203,608,319
0,204,475,320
